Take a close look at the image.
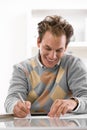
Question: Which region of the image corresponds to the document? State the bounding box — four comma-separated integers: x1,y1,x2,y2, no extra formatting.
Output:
14,113,87,119
0,113,87,119
60,113,87,119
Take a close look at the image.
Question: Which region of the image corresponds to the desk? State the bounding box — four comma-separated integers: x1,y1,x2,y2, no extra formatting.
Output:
0,113,87,130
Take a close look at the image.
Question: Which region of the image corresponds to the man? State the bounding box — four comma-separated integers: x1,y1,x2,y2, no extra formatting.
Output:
4,15,87,118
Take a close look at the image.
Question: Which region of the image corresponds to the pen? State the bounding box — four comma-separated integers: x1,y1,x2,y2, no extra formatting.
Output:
17,92,25,103
17,93,31,118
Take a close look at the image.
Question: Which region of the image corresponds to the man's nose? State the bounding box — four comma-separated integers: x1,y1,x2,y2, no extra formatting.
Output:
49,51,57,59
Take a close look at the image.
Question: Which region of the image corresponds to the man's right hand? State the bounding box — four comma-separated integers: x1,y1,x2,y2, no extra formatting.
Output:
13,101,31,118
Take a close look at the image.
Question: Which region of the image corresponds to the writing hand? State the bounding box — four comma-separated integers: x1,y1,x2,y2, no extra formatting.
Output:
13,101,31,118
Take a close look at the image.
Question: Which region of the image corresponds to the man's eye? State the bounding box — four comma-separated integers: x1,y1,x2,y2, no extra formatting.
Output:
45,48,51,51
56,49,63,53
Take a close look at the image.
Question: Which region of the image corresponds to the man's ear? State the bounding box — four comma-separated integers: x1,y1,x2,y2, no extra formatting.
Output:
37,37,41,48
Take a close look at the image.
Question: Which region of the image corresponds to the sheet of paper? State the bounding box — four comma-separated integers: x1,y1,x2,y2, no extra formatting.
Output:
0,113,87,120
60,113,87,119
14,113,87,119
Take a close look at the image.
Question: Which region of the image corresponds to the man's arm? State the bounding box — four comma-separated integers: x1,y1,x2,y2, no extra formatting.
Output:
4,64,29,114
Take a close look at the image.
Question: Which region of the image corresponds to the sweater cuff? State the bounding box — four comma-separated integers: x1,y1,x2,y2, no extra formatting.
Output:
70,97,80,112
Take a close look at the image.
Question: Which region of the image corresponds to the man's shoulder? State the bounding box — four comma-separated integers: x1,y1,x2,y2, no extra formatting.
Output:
14,56,37,70
62,53,78,60
61,53,80,67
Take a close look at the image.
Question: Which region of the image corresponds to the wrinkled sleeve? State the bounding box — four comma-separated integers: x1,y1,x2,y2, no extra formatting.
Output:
68,58,87,113
4,64,29,113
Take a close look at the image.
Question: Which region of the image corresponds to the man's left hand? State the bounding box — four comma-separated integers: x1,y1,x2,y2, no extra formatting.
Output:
48,99,78,117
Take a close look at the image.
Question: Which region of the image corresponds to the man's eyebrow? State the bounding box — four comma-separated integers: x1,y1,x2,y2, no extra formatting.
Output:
45,45,52,49
56,48,63,50
45,45,50,48
45,45,63,51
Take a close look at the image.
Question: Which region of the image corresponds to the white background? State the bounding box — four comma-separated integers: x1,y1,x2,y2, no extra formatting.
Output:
0,0,87,113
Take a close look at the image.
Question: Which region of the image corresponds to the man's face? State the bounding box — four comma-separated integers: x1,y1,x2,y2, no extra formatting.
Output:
37,31,67,68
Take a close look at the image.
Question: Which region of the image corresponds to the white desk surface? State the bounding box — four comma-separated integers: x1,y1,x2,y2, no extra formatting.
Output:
0,113,87,130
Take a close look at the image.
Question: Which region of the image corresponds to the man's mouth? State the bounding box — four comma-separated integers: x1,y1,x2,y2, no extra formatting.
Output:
46,57,57,63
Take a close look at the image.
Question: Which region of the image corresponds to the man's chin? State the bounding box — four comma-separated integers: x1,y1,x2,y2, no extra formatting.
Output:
43,60,57,68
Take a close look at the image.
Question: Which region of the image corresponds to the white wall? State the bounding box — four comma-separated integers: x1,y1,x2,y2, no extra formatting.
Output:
0,0,30,113
0,0,87,113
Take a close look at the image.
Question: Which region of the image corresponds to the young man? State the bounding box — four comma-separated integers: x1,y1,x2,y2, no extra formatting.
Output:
4,15,87,118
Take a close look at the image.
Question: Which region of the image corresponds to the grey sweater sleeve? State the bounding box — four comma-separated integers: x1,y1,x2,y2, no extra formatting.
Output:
68,58,87,113
4,64,29,113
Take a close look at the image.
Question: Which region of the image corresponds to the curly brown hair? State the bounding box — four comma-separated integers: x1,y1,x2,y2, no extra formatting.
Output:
37,15,74,46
